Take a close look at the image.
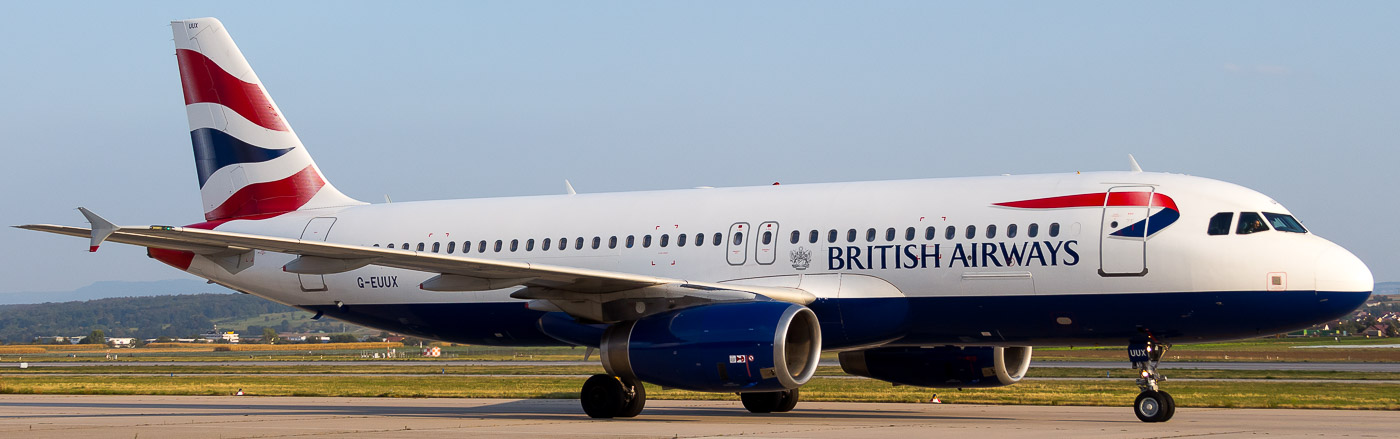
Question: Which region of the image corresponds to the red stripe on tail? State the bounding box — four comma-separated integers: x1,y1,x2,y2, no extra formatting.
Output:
204,165,326,221
176,49,289,132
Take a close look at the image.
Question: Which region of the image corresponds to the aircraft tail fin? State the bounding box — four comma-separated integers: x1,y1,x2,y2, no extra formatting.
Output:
171,18,362,223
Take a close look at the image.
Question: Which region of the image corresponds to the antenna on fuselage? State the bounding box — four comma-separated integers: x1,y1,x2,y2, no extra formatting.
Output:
565,180,577,195
1128,154,1144,173
383,195,393,203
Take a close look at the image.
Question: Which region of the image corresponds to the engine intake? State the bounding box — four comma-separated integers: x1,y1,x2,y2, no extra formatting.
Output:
600,301,821,392
839,345,1032,388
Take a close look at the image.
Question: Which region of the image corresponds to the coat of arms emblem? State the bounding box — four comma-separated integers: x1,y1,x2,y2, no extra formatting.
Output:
790,247,812,270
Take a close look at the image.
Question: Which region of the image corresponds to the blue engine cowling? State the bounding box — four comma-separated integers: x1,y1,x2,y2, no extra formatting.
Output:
599,301,822,392
838,345,1032,388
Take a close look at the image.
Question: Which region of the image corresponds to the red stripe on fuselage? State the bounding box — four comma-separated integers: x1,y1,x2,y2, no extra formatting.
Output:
176,49,288,132
995,192,1178,211
204,165,326,221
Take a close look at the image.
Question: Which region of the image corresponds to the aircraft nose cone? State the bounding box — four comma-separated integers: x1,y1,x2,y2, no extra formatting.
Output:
1315,242,1372,293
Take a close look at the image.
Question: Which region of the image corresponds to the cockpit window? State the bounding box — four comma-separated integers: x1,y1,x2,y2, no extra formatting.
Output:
1207,212,1232,236
1263,212,1308,233
1236,212,1270,235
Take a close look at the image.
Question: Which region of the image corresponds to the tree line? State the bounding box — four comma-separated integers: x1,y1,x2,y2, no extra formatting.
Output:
0,293,298,343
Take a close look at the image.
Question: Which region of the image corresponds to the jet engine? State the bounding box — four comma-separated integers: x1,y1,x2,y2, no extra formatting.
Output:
839,345,1032,388
598,301,822,392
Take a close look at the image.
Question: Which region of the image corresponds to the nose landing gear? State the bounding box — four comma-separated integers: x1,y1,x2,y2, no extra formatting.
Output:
1130,340,1175,422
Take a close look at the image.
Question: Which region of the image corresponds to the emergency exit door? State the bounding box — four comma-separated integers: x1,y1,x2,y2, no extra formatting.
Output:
1099,186,1152,277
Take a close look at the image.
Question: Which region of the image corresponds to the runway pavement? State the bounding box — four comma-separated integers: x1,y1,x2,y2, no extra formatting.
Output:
0,395,1395,438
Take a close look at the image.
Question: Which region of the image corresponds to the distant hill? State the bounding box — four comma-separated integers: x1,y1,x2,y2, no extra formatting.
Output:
0,279,230,305
0,292,376,343
1376,282,1400,295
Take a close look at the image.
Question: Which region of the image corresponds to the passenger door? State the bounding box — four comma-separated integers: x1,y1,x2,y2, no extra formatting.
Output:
1099,186,1152,276
755,221,779,265
298,217,337,291
726,222,750,266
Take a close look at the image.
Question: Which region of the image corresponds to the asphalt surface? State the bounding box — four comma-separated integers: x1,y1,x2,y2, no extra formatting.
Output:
7,360,1400,372
0,395,1395,438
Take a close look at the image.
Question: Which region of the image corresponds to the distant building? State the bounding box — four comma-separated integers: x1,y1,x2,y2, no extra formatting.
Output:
1363,324,1390,337
279,333,330,343
33,336,69,344
202,330,240,343
108,338,136,347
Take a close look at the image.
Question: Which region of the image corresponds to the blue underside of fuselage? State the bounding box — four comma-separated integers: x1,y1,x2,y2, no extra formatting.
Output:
300,290,1368,349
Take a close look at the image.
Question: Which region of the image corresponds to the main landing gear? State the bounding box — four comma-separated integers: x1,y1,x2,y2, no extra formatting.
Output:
1130,340,1175,423
580,374,645,418
739,388,800,414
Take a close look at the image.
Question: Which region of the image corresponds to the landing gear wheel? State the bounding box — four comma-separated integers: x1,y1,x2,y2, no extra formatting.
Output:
581,374,627,418
774,388,800,413
1134,390,1175,423
740,391,783,413
618,377,646,418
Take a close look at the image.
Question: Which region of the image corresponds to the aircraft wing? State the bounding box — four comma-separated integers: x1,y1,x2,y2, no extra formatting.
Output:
18,219,814,322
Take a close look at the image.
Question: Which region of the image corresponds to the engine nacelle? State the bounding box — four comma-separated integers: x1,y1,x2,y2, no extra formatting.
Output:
600,301,822,392
839,345,1032,388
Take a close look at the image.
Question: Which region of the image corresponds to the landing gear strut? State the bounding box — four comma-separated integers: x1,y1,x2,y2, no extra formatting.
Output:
740,388,800,414
580,374,646,418
1130,340,1175,422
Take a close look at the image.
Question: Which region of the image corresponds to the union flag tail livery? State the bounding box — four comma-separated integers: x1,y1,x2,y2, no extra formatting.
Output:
20,18,1374,424
172,18,361,223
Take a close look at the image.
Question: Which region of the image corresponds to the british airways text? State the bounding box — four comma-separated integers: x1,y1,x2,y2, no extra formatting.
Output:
827,241,1079,270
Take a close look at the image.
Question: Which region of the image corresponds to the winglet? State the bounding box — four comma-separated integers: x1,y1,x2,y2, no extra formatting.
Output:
564,180,577,195
1128,154,1143,173
77,207,116,252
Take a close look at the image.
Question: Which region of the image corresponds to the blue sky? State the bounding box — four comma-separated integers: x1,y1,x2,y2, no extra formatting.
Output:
1,1,1395,293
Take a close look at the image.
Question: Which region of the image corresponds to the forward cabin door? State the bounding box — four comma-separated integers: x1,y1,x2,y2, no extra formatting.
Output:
1099,186,1152,277
298,217,337,291
726,222,750,265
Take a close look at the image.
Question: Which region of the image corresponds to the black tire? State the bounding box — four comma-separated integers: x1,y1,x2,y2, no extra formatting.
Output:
581,374,626,418
1160,391,1176,422
618,378,646,418
1134,390,1171,423
740,391,782,413
774,388,799,413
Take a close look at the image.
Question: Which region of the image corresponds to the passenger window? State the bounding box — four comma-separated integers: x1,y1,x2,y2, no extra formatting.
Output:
965,225,976,239
1207,212,1233,236
387,243,394,249
790,230,800,244
1263,212,1307,233
1049,223,1060,237
713,232,723,246
478,240,487,253
643,235,652,248
1007,224,1018,238
510,239,519,252
626,235,635,248
374,243,381,248
559,237,567,251
660,234,670,247
446,242,455,253
543,238,552,251
592,237,601,249
945,226,955,240
575,237,584,250
417,242,425,251
762,231,772,245
809,230,819,244
1028,223,1039,238
676,234,686,247
986,225,996,239
866,228,876,242
432,242,441,253
732,232,742,246
925,226,936,240
828,229,838,243
1236,212,1270,235
609,236,618,249
695,233,704,246
905,227,915,241
526,239,535,251
885,228,896,241
493,240,502,252
403,243,410,250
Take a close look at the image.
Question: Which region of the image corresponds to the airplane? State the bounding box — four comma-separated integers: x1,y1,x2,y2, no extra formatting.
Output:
19,17,1373,423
